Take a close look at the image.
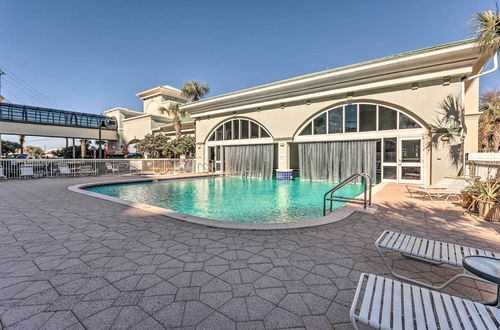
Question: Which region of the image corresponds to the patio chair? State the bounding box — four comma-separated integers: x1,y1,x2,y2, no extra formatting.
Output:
350,273,500,330
106,162,119,174
79,165,96,176
20,165,36,179
58,164,72,176
376,230,499,290
0,165,6,180
406,176,472,201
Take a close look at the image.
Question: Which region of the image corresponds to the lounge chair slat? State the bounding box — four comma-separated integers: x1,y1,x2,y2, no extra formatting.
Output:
402,283,414,330
475,302,497,329
455,245,463,265
418,238,428,258
421,288,437,329
463,299,486,330
400,235,411,253
380,231,394,247
393,234,406,250
358,274,376,324
387,232,400,249
425,239,435,260
392,280,402,330
490,307,500,324
411,237,422,256
411,285,425,330
380,278,392,329
369,276,384,328
447,243,456,265
442,293,461,330
441,242,448,263
452,296,474,330
431,290,450,330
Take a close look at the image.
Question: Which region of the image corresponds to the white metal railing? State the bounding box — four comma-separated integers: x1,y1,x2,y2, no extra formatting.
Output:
0,159,195,179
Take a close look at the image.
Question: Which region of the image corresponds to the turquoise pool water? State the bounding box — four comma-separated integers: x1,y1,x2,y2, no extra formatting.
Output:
87,177,365,223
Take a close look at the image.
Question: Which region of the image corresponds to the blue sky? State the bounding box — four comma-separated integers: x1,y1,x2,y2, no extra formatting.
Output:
1,0,499,148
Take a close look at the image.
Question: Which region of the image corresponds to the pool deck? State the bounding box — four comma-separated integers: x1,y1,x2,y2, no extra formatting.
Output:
0,176,498,329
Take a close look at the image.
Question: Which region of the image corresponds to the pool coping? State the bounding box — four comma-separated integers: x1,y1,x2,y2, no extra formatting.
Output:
68,174,382,230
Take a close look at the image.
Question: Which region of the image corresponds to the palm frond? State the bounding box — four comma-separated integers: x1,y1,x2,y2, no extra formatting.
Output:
473,9,500,55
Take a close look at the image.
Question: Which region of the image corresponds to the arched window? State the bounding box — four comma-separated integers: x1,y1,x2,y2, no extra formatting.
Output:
298,103,422,136
207,119,271,142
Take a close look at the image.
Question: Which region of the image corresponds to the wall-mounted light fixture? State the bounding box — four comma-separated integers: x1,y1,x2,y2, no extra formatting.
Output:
411,82,419,90
280,103,285,109
441,136,450,141
306,99,311,105
443,77,450,86
257,107,261,112
346,92,353,103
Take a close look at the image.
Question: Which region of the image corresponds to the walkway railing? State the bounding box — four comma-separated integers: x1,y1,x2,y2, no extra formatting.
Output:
0,159,195,179
323,173,372,215
0,102,117,129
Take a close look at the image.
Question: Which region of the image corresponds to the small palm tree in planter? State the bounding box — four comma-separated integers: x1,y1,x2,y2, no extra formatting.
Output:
467,179,500,221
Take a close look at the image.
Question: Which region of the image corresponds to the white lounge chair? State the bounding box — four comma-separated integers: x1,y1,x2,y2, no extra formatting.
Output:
376,230,499,289
106,162,119,174
20,165,36,179
350,273,500,330
406,176,472,201
58,164,72,175
80,165,96,176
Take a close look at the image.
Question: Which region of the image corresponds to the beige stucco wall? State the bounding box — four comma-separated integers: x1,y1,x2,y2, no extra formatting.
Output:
122,116,155,144
195,78,467,184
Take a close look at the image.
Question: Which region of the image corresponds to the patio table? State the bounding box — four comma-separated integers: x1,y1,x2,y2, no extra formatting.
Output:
463,256,500,307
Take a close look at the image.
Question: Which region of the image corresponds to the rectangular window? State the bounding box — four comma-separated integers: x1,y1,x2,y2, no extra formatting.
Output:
241,120,249,139
250,122,259,138
345,104,357,132
401,167,421,180
359,104,376,132
233,120,240,139
313,113,327,134
383,166,397,180
215,126,223,140
224,122,232,140
328,107,343,133
379,106,397,130
383,138,397,163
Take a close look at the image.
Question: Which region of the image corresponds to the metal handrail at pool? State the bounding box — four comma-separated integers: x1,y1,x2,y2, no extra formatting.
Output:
197,161,215,176
323,173,372,215
0,159,195,179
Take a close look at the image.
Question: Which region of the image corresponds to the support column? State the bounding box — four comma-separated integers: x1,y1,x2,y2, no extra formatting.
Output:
19,135,25,153
81,139,86,159
0,134,2,158
276,139,293,180
65,138,68,148
72,138,76,159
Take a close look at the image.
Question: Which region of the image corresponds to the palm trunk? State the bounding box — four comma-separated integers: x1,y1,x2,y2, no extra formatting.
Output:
174,116,182,138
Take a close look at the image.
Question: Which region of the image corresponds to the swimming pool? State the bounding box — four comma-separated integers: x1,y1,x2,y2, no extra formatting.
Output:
86,176,366,223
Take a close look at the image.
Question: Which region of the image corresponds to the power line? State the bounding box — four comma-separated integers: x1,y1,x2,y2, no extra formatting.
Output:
4,76,56,108
0,66,62,108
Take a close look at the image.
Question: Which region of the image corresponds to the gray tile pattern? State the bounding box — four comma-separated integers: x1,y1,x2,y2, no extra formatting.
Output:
0,177,498,329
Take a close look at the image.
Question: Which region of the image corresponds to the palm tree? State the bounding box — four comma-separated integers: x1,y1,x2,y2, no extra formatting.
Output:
473,6,500,56
160,102,186,138
479,88,500,152
181,80,209,102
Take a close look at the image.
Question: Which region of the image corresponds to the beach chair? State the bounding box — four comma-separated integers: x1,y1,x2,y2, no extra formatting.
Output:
0,165,6,180
376,230,499,290
20,165,36,179
79,165,96,176
106,162,119,174
406,176,472,201
58,164,72,176
350,273,500,330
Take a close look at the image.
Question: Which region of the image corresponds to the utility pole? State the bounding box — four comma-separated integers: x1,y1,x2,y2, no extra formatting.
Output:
0,69,5,100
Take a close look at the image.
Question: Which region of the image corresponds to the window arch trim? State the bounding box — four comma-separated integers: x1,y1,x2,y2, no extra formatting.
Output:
206,117,273,143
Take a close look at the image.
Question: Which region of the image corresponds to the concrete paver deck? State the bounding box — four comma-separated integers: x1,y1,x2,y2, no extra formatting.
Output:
0,177,498,329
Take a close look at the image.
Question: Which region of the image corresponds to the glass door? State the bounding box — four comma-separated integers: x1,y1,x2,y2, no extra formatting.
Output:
398,138,423,184
214,146,223,172
382,137,398,182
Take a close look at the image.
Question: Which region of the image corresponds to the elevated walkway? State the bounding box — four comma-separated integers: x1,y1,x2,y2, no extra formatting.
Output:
0,103,118,140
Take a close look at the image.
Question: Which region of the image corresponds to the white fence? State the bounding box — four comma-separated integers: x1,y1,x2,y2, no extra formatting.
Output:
0,159,195,179
466,153,500,180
